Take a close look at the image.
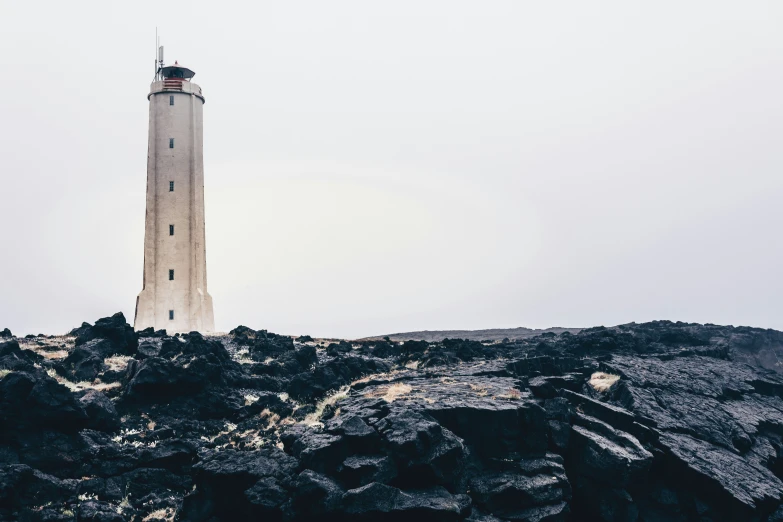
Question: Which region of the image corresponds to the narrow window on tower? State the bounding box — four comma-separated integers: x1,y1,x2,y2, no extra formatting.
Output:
169,224,174,236
169,310,174,320
169,138,175,148
170,95,174,106
169,269,174,281
169,181,174,192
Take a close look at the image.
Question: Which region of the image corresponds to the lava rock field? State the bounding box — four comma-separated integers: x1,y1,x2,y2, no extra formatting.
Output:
2,314,783,521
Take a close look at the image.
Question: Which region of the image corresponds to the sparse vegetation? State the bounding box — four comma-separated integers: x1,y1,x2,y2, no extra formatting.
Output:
0,369,12,379
367,382,413,403
142,507,176,522
303,386,350,426
45,368,120,393
104,355,133,372
17,335,74,361
498,388,522,400
469,383,489,397
41,350,69,360
260,408,281,430
589,372,620,392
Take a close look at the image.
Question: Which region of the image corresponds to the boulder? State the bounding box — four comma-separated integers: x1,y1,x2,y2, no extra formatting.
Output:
0,464,74,510
286,469,343,518
568,414,653,488
0,372,87,433
0,339,36,373
79,390,120,431
469,455,570,521
61,339,115,381
244,476,289,517
376,410,467,488
180,448,297,520
74,313,137,355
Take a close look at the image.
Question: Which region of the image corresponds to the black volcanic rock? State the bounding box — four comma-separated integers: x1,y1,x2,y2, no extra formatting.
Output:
79,390,120,432
4,316,783,520
0,372,87,433
341,483,470,521
73,313,137,355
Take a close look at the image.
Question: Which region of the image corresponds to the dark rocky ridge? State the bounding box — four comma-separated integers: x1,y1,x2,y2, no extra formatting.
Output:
2,315,783,521
362,326,582,343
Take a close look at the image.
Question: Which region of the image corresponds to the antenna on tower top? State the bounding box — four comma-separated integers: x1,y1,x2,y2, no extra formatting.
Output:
154,28,165,81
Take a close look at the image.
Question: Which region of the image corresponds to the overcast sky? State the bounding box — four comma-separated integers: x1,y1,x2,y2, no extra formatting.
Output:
1,2,782,338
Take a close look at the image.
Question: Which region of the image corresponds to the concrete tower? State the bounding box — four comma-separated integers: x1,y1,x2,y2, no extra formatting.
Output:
135,60,214,333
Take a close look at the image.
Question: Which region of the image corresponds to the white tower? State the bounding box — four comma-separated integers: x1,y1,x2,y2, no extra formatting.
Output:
135,55,214,333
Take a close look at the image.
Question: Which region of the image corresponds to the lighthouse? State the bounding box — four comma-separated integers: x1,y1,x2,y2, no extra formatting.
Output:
135,52,215,333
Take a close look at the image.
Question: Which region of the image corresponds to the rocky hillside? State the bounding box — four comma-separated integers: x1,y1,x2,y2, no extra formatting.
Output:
2,315,783,521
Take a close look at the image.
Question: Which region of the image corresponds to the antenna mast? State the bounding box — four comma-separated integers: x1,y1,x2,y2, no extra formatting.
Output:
154,29,164,81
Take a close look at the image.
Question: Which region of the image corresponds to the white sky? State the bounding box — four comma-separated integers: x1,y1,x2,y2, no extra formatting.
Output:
1,2,782,337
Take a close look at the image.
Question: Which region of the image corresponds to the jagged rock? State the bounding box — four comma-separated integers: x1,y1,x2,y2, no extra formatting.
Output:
288,429,348,474
287,469,343,517
0,339,22,357
136,327,167,338
0,464,74,510
658,431,783,519
77,500,126,522
180,447,297,520
68,322,92,337
341,482,470,521
0,372,87,433
469,454,570,520
0,339,36,373
338,455,397,488
61,339,114,381
569,414,653,488
529,376,558,399
230,326,295,357
135,340,160,359
287,355,391,401
327,341,353,356
79,390,120,431
244,476,289,516
375,410,468,488
124,334,243,401
2,319,783,521
73,313,137,355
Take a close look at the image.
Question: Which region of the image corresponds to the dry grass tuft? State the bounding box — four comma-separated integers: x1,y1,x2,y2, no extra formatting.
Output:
367,383,413,403
17,336,74,361
498,388,522,400
45,369,121,393
303,386,350,426
260,408,281,430
41,350,69,360
142,507,175,522
469,383,489,397
104,355,133,372
589,372,620,392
